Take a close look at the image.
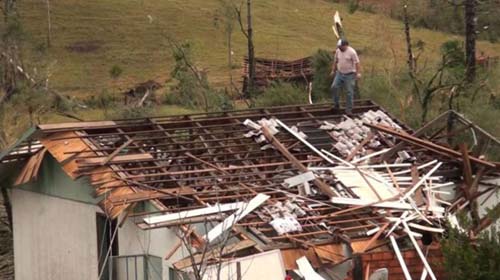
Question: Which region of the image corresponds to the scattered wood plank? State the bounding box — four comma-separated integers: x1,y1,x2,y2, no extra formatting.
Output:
144,202,246,225
204,194,270,243
367,123,497,169
389,235,412,280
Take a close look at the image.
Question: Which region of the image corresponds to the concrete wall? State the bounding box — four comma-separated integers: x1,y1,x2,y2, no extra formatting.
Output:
11,189,101,280
17,155,100,205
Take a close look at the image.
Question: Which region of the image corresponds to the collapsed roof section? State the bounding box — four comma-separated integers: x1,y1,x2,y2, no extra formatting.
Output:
2,100,500,276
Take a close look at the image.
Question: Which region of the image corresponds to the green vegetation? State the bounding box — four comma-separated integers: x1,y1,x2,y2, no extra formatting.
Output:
392,0,500,43
8,0,500,96
442,222,500,280
311,49,334,102
254,82,309,107
0,0,498,144
165,41,233,112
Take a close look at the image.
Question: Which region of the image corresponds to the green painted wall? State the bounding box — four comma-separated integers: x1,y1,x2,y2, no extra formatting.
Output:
9,154,163,210
16,155,100,205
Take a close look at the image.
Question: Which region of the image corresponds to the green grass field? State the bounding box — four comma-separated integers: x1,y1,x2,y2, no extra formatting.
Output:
14,0,500,98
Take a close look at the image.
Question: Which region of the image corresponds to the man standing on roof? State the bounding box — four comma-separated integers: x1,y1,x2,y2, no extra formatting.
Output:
330,39,361,114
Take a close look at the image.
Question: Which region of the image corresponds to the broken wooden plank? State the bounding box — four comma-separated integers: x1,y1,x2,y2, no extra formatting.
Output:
144,202,246,225
38,120,117,131
402,221,437,280
389,235,412,280
14,147,48,186
101,138,134,166
261,126,337,198
408,223,444,233
402,162,443,200
204,193,270,243
360,223,390,253
330,197,445,212
283,171,315,188
81,153,154,165
296,256,326,280
367,123,497,169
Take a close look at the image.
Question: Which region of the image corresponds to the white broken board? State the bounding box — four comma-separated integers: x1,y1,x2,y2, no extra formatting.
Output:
204,193,270,243
144,202,246,225
296,256,326,280
284,171,315,188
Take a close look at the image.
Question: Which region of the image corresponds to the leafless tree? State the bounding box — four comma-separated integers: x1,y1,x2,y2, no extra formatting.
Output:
402,1,415,74
234,0,255,97
464,0,477,82
165,36,210,112
447,0,477,82
214,0,237,95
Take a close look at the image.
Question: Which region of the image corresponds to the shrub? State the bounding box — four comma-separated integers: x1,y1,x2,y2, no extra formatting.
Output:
253,82,308,107
166,41,233,112
109,65,123,80
83,90,118,110
347,0,359,14
442,226,500,280
109,106,154,119
311,49,334,102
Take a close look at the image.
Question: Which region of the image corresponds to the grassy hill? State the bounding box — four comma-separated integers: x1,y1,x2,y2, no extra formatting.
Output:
14,0,500,98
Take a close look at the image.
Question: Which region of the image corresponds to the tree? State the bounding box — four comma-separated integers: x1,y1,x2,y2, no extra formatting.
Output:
442,218,500,280
234,0,255,97
406,40,467,123
214,0,238,95
464,0,477,82
0,0,21,104
403,1,415,74
165,38,233,112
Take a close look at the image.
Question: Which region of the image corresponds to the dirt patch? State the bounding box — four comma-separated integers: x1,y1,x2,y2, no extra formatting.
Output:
66,40,103,53
0,196,13,280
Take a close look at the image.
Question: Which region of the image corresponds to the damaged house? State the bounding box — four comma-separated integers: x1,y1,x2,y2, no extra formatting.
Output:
1,100,500,280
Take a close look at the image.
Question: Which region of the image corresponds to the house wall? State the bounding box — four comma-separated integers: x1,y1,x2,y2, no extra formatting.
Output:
118,217,191,280
17,155,100,205
11,188,101,280
201,250,286,280
9,154,185,280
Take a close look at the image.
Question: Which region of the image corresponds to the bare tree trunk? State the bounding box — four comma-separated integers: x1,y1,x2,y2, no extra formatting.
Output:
228,30,233,95
46,0,52,49
1,0,18,103
3,0,16,19
246,0,255,96
0,187,12,231
464,0,477,83
403,2,414,74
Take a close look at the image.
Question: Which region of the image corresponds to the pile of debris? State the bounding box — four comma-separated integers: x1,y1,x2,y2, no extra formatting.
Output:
242,56,313,92
2,100,499,279
122,80,162,107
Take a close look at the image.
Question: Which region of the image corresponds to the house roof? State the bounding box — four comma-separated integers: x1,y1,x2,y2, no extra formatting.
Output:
3,100,500,271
